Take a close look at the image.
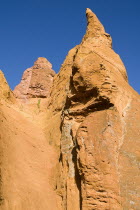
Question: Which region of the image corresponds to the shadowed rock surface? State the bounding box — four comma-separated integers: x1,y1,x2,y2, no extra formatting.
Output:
0,8,140,210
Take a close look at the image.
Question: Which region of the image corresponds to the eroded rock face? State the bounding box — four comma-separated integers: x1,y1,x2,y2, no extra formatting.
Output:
0,72,58,210
48,8,140,210
14,57,55,99
0,8,140,210
0,70,15,103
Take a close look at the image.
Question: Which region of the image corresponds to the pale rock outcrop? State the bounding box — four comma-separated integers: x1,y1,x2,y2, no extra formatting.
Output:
14,57,55,99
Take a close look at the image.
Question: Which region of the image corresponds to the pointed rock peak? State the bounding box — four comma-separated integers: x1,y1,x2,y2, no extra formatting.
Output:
14,57,55,99
34,57,52,69
82,8,112,47
85,8,105,36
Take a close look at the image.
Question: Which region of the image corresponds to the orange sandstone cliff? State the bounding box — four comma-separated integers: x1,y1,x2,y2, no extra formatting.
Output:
0,8,140,210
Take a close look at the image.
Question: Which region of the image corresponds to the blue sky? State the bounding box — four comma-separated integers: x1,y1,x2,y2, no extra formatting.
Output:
0,0,140,93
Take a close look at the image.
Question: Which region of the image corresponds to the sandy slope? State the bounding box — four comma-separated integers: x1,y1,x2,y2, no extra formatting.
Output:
0,99,58,210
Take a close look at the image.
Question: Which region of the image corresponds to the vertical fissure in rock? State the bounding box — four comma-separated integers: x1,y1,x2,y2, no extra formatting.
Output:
0,169,4,206
72,146,82,210
60,104,83,209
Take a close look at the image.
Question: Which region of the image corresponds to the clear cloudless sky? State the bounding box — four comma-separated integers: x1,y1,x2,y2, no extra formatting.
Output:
0,0,140,93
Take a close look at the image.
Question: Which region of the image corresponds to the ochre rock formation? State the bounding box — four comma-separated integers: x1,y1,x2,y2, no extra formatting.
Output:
14,57,55,99
0,8,140,210
0,71,15,103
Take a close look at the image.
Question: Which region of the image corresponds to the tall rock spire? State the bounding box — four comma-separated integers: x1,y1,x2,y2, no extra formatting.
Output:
49,8,140,210
86,8,105,36
82,8,112,48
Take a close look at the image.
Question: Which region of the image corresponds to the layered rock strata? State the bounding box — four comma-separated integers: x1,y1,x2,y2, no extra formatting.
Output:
14,57,55,99
0,8,140,210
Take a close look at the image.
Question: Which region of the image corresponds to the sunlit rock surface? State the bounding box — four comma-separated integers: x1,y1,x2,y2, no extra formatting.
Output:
14,57,55,99
0,8,140,210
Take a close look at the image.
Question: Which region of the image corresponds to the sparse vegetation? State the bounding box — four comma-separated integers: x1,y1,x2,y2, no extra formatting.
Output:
37,99,41,110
